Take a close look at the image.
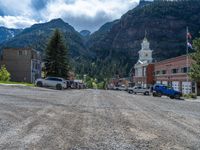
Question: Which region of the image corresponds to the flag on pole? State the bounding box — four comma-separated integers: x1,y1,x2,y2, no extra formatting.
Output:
187,42,193,49
187,32,192,39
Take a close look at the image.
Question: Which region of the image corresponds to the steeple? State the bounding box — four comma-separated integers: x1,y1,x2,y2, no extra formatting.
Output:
138,31,153,63
141,30,150,51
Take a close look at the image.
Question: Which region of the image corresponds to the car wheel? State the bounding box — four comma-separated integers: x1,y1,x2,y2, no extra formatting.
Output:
37,81,43,87
157,92,162,97
129,90,133,94
56,84,63,90
144,91,149,95
174,94,180,99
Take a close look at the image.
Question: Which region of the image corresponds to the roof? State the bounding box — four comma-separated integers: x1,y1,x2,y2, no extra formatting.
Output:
155,54,193,65
3,48,40,53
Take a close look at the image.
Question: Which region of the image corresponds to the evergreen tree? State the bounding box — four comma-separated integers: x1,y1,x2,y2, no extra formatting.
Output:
44,29,70,79
190,37,200,81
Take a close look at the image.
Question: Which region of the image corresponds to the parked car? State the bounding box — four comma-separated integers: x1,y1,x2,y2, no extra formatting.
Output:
127,86,151,95
114,85,127,91
78,83,86,89
152,84,182,99
35,77,67,90
65,80,71,89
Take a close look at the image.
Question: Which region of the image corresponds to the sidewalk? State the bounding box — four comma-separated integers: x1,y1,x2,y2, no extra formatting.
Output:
184,96,200,102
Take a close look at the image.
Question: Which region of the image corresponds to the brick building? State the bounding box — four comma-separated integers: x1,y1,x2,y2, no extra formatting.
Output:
154,55,198,94
0,48,42,83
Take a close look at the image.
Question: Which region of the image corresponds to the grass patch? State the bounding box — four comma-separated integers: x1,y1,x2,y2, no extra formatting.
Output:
0,81,34,87
183,93,197,99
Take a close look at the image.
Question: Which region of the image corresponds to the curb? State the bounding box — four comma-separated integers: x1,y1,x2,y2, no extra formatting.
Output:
0,84,26,87
0,84,34,89
184,99,200,102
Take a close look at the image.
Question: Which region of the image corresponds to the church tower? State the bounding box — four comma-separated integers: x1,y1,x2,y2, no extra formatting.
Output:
134,31,153,88
138,32,153,63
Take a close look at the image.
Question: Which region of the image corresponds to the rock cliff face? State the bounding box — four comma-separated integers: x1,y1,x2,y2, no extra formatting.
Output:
0,27,22,44
89,0,200,65
87,20,119,49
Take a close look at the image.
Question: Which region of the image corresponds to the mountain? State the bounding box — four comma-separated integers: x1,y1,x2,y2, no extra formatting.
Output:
139,0,153,7
86,0,200,78
79,30,91,45
0,19,89,58
87,20,119,48
0,27,22,44
80,30,91,37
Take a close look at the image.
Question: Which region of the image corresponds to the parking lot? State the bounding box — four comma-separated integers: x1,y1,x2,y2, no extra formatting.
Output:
0,85,200,149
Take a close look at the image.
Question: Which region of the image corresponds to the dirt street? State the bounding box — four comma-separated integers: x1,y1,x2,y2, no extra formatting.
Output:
0,85,200,150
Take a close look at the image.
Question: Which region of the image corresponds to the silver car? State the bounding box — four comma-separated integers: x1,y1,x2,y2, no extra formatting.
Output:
35,77,67,90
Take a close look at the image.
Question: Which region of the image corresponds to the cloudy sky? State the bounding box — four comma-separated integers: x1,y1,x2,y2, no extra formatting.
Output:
0,0,141,32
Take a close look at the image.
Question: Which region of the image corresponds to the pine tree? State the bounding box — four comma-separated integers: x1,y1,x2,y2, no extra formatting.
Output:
189,37,200,81
44,29,70,79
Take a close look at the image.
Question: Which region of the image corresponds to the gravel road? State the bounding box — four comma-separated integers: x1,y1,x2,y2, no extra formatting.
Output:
0,85,200,150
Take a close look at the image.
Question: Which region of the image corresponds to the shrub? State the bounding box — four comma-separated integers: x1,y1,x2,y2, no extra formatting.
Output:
183,93,197,99
0,65,11,81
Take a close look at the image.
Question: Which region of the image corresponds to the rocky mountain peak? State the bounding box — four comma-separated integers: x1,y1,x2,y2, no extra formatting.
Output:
80,30,91,37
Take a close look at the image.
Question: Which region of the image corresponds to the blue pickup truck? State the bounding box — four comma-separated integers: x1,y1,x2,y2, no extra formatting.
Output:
153,84,182,99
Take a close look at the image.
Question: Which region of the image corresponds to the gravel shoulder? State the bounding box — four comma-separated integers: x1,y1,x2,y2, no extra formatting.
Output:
0,86,200,150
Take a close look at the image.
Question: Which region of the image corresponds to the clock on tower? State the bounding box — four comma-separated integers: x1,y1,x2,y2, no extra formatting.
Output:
138,36,153,63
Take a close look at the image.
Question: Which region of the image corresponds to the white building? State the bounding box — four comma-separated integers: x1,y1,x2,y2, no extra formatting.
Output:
134,35,153,88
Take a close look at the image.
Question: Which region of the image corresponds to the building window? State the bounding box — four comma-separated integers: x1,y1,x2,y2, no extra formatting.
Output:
181,67,187,73
162,70,166,75
172,68,179,74
181,67,190,73
156,71,160,75
18,50,23,56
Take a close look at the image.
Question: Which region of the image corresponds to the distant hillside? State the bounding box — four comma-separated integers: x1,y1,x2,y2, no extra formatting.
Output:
79,30,91,45
0,19,90,58
85,0,200,79
80,30,91,37
87,20,119,48
0,27,22,44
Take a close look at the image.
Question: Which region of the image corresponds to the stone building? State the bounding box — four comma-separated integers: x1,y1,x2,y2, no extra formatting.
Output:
133,36,154,88
0,48,42,83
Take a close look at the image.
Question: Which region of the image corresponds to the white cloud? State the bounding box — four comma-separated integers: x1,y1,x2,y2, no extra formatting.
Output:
41,0,138,31
0,0,33,16
0,16,38,29
0,0,139,31
43,0,137,20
